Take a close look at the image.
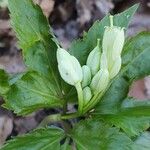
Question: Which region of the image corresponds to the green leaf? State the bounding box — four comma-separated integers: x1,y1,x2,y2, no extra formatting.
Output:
122,32,150,67
71,119,133,150
0,127,64,150
0,69,9,96
4,71,63,115
8,0,62,94
94,98,150,137
69,4,139,65
133,132,150,150
95,32,150,114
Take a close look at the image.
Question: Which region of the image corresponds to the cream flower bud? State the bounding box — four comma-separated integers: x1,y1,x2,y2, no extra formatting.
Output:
102,27,124,58
102,15,125,78
83,86,92,105
90,52,109,94
81,65,91,88
90,69,109,94
109,56,121,79
87,39,101,76
57,47,83,86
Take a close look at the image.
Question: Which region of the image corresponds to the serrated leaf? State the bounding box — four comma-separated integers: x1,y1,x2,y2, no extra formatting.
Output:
4,71,63,115
0,127,64,150
122,32,150,67
0,69,9,96
94,98,150,137
133,132,150,150
95,32,150,114
8,0,77,111
8,0,62,94
71,119,133,150
69,4,139,65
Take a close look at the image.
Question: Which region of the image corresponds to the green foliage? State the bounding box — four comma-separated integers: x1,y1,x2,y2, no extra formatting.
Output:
0,0,150,149
133,132,150,150
3,71,63,115
71,119,133,150
2,0,66,114
8,0,62,90
94,98,150,137
0,127,64,150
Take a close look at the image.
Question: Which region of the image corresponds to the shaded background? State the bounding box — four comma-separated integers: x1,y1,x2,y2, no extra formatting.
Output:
0,0,150,145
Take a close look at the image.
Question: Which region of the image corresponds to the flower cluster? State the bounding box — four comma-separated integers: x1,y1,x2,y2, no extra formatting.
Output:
57,15,125,114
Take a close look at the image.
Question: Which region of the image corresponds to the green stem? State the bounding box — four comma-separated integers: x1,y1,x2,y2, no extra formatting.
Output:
109,15,114,27
83,80,113,114
83,93,99,113
83,91,104,114
61,112,80,120
75,82,84,114
38,114,61,128
38,112,80,128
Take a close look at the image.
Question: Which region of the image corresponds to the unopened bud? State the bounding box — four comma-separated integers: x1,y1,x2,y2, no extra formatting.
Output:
103,26,124,58
81,65,91,88
90,69,109,94
57,47,83,86
102,15,125,78
83,86,92,105
87,39,101,76
109,56,121,79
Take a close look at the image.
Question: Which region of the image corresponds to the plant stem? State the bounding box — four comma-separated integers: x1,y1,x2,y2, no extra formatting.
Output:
75,82,84,114
109,15,113,27
83,91,104,113
38,114,61,128
83,93,99,113
61,112,80,120
38,112,80,128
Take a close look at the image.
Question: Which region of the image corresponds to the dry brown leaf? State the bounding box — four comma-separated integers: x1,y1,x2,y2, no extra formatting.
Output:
144,76,150,97
94,0,114,15
129,79,148,99
33,0,55,17
14,116,38,135
0,116,13,146
76,0,93,26
0,20,10,30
